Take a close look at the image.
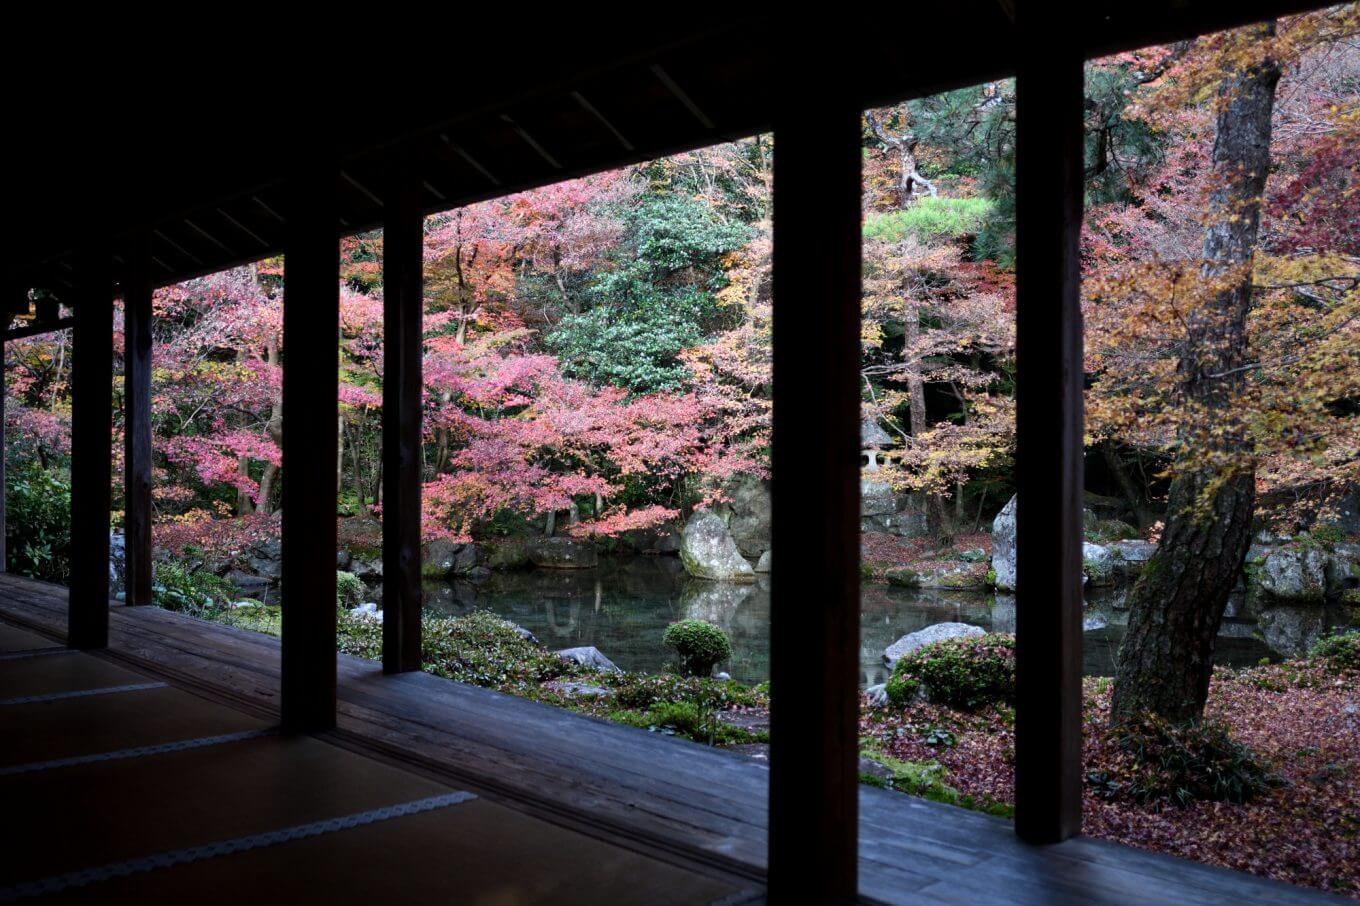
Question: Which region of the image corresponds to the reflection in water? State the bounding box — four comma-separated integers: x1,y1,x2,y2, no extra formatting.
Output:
422,558,1359,687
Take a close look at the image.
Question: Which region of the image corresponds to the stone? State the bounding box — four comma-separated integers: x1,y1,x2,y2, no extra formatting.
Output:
918,563,989,590
884,566,920,588
861,479,898,518
755,550,771,573
555,646,622,674
486,540,531,571
226,571,273,597
451,543,479,575
349,602,381,619
1256,606,1332,658
990,494,1017,592
654,525,682,555
713,474,772,558
542,680,613,699
336,549,352,571
883,622,986,667
1325,544,1360,600
864,683,890,708
1108,539,1156,562
505,622,540,645
1082,542,1119,587
353,558,383,581
247,556,283,580
466,565,492,583
252,537,283,561
1258,546,1329,603
421,539,461,577
679,509,755,582
528,537,599,569
859,757,895,785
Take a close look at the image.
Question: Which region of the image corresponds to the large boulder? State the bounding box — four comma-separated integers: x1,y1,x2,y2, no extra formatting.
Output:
555,646,622,674
227,570,273,598
883,622,986,667
861,479,898,518
884,563,988,590
1082,542,1119,587
1257,546,1329,603
990,495,1017,592
422,539,461,577
680,509,755,582
528,537,599,569
713,474,771,558
755,550,772,573
486,540,531,571
1326,544,1360,602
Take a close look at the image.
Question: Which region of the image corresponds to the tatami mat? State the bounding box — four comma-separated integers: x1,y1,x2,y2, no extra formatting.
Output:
39,796,750,905
0,735,454,885
0,651,150,699
0,621,60,653
0,685,267,769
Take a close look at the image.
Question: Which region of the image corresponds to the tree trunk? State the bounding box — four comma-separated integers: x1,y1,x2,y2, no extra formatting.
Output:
1111,31,1279,725
904,304,950,537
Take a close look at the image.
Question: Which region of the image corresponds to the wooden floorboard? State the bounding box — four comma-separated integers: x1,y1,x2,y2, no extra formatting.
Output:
0,573,1345,904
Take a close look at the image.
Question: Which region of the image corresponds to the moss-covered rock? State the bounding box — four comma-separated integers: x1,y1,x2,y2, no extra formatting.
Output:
885,633,1015,710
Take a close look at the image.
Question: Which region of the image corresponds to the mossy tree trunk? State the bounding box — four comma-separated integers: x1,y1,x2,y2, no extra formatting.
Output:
1111,30,1279,725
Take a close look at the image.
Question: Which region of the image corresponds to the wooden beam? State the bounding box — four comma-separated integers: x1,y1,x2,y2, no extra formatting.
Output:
381,156,425,674
68,256,114,649
1013,26,1085,844
2,317,76,342
767,75,862,899
123,236,154,606
280,168,340,732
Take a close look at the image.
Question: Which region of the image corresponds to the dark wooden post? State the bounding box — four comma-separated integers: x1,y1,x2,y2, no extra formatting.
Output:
1013,31,1086,843
381,156,425,674
767,80,862,898
69,257,114,649
123,236,154,606
280,168,340,732
1,329,6,573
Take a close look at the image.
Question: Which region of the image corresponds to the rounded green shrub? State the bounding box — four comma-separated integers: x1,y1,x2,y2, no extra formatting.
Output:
336,570,365,608
662,619,733,677
885,634,1015,710
1310,630,1360,672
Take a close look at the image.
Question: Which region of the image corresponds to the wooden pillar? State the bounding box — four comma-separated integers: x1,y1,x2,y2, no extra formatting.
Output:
767,82,862,898
69,257,114,649
280,168,340,732
1013,30,1086,843
1,330,6,573
123,237,154,605
381,156,425,674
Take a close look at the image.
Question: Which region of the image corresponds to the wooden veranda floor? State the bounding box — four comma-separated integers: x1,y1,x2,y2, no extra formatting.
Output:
0,572,1344,905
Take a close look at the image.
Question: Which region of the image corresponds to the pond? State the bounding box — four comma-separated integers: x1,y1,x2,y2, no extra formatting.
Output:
422,557,1360,687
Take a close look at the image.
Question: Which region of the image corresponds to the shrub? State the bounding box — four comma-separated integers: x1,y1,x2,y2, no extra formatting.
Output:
863,197,994,245
4,464,72,583
153,560,235,614
610,673,763,711
1095,713,1278,806
607,700,763,746
337,610,567,693
662,619,733,677
885,633,1015,710
336,570,365,608
1310,630,1360,672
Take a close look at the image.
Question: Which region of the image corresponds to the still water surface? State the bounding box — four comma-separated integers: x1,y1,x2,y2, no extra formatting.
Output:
423,557,1357,687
